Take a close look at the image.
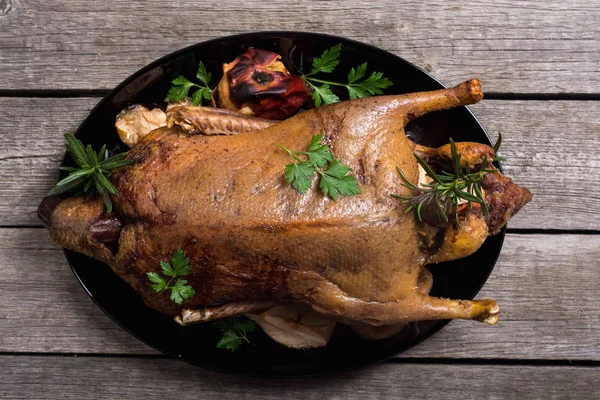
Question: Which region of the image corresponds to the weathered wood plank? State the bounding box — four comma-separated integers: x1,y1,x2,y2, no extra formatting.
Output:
406,233,600,359
1,356,598,399
0,227,154,354
0,1,598,93
1,228,598,360
1,97,598,230
0,98,99,226
472,100,600,231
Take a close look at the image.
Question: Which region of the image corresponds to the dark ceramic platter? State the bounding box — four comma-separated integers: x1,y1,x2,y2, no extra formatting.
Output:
64,32,504,377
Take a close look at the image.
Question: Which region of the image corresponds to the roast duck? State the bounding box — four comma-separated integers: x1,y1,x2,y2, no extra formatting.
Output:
38,77,532,348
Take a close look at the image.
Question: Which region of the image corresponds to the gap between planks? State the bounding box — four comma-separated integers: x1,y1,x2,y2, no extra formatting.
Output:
1,355,598,399
0,351,597,367
1,0,599,94
2,91,600,101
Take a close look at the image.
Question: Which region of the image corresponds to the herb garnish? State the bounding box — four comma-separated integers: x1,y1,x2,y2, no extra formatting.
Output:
165,61,212,106
213,317,257,351
165,46,392,108
147,248,195,305
393,134,503,224
301,44,393,106
279,134,361,200
49,133,132,213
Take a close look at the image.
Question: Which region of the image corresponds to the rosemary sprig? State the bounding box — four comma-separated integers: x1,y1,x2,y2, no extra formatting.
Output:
49,133,132,212
393,135,503,225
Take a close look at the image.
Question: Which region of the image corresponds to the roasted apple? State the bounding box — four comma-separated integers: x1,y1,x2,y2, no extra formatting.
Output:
212,48,311,120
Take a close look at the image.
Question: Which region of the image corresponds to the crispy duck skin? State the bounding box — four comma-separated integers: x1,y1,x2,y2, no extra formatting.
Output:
38,80,531,335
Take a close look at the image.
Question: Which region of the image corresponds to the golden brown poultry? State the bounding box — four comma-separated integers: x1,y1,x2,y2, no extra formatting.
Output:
38,80,531,342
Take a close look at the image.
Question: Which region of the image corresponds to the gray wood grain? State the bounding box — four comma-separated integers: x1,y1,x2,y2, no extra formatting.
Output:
472,100,600,231
1,97,599,230
1,228,598,360
0,1,598,93
0,98,99,226
1,355,598,400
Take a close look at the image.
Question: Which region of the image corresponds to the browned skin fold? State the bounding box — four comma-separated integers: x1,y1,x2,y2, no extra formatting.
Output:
39,79,530,331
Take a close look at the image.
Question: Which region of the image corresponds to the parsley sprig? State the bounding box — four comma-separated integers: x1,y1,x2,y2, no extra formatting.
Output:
393,135,503,225
147,248,195,305
302,44,393,106
279,134,361,200
165,61,212,106
49,133,132,212
213,317,257,351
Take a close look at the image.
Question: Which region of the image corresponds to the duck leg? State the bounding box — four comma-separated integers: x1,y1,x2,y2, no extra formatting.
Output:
394,79,484,125
352,267,434,339
289,269,499,326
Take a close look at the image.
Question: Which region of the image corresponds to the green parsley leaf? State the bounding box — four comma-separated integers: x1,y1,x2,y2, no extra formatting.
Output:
302,45,393,106
165,61,213,105
170,279,195,305
347,85,369,100
317,160,361,200
309,43,341,75
353,71,393,96
159,260,175,277
146,248,195,305
147,272,167,292
217,330,243,351
308,82,340,107
280,135,360,200
348,62,368,84
171,248,191,276
284,161,315,194
196,61,212,86
305,133,334,168
165,76,196,103
213,317,257,351
190,89,203,106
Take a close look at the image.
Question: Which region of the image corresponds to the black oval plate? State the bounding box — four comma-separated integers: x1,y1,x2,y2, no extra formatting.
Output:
64,32,504,377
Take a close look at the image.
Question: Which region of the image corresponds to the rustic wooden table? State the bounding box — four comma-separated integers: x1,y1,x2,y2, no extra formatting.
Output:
1,1,598,398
